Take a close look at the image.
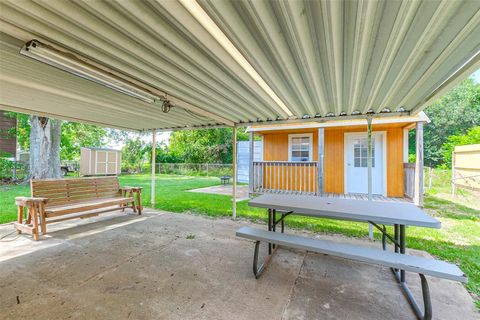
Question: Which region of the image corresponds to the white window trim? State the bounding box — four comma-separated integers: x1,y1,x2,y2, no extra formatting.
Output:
288,133,313,161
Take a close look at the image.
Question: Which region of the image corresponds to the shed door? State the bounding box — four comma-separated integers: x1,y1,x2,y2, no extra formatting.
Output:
96,151,107,174
345,133,385,195
107,152,117,174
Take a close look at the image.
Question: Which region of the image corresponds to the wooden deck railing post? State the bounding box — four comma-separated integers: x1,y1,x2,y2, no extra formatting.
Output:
414,122,424,207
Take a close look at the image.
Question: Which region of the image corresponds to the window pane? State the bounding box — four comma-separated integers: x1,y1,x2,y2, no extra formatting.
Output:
354,158,361,167
361,148,367,157
361,158,367,167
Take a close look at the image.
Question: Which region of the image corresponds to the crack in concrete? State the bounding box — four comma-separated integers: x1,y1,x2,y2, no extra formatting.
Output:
280,251,308,320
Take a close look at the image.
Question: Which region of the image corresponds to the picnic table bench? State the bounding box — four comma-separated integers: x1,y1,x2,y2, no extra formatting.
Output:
220,175,231,185
238,194,467,320
14,176,142,240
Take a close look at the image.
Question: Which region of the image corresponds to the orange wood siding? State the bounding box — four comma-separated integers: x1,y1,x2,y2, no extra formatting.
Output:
260,124,406,197
263,128,318,161
324,129,344,193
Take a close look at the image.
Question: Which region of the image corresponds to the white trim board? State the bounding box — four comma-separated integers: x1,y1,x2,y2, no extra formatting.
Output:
343,131,387,197
247,112,430,132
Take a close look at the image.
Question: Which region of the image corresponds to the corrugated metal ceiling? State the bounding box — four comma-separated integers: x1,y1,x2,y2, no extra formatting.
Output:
0,0,479,131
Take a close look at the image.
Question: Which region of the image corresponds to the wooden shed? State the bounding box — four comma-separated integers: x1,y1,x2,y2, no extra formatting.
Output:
452,144,480,193
80,147,121,176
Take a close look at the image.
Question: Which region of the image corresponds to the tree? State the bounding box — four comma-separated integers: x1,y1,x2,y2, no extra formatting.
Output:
121,138,146,173
9,112,110,160
441,126,480,167
169,128,249,164
29,116,62,179
144,141,181,164
410,78,480,167
60,122,107,160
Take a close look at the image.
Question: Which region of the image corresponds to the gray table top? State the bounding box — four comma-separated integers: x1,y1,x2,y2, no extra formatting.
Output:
249,194,441,228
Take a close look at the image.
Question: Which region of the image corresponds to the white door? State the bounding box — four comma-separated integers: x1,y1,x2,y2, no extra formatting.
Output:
345,133,385,195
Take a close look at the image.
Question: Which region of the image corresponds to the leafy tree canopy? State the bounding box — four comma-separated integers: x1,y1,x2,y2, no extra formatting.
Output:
7,112,110,160
441,126,480,168
410,78,480,167
121,138,146,172
169,128,249,164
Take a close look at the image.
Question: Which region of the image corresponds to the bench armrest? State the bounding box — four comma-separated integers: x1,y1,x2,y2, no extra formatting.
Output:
119,187,143,214
120,186,143,192
15,197,48,206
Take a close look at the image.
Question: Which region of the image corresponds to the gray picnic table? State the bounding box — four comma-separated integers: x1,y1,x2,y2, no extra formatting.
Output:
244,194,461,320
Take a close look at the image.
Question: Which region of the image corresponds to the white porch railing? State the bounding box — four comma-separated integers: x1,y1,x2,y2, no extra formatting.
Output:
252,161,318,195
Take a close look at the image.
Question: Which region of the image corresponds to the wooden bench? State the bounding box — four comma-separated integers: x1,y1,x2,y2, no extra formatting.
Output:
237,226,467,320
14,176,143,240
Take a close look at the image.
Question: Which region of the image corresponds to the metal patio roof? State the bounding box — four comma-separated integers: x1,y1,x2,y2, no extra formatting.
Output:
0,0,479,131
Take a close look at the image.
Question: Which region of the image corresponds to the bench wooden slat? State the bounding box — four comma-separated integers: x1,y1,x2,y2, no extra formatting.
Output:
34,188,120,199
45,197,134,217
45,193,122,206
31,176,117,186
33,185,119,195
236,227,466,283
32,183,120,194
33,183,119,193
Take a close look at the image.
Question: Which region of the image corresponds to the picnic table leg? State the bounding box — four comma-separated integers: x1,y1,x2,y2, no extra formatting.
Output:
400,224,406,282
267,208,272,255
394,224,399,253
272,209,276,249
253,207,278,278
393,224,399,273
391,224,432,320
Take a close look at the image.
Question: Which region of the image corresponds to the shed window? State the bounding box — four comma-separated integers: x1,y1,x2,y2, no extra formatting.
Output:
289,134,312,161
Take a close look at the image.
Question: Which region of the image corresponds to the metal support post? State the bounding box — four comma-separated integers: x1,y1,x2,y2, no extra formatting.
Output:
232,126,238,219
367,115,374,239
151,129,156,208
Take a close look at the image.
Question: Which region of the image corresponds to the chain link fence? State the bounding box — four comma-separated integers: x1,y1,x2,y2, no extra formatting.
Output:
135,163,234,178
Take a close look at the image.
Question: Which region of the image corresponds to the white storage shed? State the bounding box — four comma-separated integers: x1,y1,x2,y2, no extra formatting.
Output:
80,147,122,176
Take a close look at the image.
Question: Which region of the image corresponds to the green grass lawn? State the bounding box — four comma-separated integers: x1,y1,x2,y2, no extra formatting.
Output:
1,174,478,307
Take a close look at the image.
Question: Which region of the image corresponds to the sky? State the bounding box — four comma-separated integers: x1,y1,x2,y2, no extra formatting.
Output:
471,69,480,83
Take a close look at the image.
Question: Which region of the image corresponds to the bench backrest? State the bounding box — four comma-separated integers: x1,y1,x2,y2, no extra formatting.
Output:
31,176,120,207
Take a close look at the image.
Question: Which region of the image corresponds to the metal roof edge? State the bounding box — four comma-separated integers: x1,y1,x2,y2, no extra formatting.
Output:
246,112,430,132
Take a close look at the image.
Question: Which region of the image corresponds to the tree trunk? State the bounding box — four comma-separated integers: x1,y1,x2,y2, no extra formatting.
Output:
29,116,62,179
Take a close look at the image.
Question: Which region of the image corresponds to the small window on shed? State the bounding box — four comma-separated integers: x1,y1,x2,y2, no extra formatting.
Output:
288,134,313,162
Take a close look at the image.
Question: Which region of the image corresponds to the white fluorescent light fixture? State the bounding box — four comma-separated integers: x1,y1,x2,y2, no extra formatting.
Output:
20,40,160,104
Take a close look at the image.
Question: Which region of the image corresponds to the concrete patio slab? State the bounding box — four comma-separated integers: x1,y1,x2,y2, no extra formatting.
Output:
188,184,250,201
0,210,476,320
